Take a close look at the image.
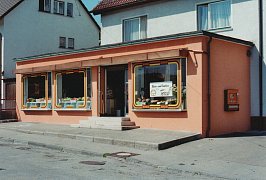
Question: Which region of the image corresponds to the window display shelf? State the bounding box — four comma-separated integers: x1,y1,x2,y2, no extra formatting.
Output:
25,102,52,109
22,108,52,111
54,109,91,111
56,101,92,110
132,108,187,112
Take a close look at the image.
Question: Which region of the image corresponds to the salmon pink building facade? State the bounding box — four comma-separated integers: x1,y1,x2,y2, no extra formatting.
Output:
15,31,253,137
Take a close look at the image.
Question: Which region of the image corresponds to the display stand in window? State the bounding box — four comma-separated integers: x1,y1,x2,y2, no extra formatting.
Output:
22,73,52,110
55,69,92,110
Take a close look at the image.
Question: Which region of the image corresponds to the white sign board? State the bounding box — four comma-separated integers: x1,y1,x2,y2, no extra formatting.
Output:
150,81,173,97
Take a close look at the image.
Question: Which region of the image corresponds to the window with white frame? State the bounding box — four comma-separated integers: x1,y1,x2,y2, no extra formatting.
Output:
123,16,147,42
67,3,73,17
68,38,74,49
54,0,65,15
197,0,231,30
39,0,51,12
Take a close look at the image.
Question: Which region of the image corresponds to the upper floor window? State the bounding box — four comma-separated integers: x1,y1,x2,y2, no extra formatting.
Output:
123,16,147,42
67,3,73,17
54,0,65,15
39,0,51,13
197,0,231,30
59,37,66,48
68,38,74,49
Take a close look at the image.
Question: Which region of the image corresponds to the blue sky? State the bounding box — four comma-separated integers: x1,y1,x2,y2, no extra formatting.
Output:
82,0,101,24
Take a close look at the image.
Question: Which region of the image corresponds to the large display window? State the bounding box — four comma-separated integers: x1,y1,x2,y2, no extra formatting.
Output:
55,69,91,110
133,60,184,109
22,73,52,109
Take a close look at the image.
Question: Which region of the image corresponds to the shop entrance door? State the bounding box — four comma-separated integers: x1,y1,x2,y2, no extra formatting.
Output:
104,65,128,117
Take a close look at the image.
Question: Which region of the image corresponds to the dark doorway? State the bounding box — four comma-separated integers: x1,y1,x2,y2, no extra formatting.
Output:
105,66,127,117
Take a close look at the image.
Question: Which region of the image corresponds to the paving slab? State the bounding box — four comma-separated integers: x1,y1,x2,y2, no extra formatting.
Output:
0,122,201,150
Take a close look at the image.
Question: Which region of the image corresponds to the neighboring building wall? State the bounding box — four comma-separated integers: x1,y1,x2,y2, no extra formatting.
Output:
3,0,99,79
101,0,259,117
263,1,266,117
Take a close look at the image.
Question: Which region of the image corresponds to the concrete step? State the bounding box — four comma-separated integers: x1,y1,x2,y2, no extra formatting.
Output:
75,116,139,131
121,117,130,121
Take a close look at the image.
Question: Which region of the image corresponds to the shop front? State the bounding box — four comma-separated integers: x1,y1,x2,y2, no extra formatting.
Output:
16,31,253,137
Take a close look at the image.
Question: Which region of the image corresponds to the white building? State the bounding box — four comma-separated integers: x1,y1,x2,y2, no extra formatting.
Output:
92,0,265,129
0,0,100,105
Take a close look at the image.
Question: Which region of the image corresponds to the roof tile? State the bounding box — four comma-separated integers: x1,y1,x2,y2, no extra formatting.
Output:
91,0,160,14
0,0,22,18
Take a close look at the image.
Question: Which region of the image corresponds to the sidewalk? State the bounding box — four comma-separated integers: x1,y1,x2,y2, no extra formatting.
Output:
0,122,265,179
0,122,200,150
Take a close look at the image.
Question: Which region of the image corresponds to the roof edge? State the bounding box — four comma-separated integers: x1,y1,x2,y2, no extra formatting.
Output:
78,0,100,30
91,0,162,15
0,0,24,19
15,31,254,62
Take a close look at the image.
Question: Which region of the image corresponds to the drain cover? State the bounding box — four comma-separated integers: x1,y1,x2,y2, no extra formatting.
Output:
79,161,106,165
108,152,139,158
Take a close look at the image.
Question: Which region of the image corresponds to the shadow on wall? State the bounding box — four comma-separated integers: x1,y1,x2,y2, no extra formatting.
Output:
56,111,92,117
24,111,52,116
134,111,188,119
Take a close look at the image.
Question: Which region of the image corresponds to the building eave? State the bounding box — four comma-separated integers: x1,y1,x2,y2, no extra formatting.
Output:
15,30,254,63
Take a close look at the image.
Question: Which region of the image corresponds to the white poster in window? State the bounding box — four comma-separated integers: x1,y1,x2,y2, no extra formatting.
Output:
150,81,173,97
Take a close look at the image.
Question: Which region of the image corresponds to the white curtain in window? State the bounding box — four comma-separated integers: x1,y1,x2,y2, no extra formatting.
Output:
198,5,208,30
140,16,147,39
124,18,139,42
210,0,231,29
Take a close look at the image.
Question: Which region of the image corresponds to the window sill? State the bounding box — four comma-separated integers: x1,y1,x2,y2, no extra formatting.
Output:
132,109,187,112
54,109,91,112
22,109,52,111
205,27,233,33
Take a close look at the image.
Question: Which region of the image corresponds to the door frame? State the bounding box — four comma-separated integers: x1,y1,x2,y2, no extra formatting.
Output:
101,65,128,117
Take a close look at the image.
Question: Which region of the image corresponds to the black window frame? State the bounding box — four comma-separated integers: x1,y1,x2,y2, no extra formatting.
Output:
39,0,51,13
59,37,66,48
68,38,75,49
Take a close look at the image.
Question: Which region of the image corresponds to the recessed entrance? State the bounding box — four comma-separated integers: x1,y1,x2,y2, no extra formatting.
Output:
102,65,128,117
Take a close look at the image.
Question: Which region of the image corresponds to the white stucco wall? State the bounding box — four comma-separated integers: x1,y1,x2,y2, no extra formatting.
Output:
2,0,99,79
101,0,260,116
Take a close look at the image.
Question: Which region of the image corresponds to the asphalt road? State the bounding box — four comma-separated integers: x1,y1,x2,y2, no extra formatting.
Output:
0,142,218,180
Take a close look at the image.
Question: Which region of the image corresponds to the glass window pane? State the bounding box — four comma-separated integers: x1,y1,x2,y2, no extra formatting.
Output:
44,0,51,12
67,3,73,17
210,0,231,29
23,74,51,109
68,38,74,49
59,2,64,15
140,16,147,39
134,62,180,108
59,37,66,48
197,5,208,30
87,69,92,110
124,18,140,42
56,71,86,109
